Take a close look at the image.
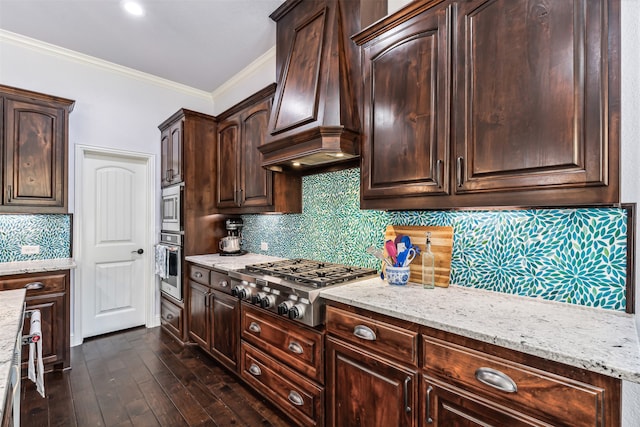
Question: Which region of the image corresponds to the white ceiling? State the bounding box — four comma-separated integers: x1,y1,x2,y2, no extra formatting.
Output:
0,0,285,93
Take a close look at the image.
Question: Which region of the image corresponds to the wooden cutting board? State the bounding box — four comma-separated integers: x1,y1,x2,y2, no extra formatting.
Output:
384,225,454,287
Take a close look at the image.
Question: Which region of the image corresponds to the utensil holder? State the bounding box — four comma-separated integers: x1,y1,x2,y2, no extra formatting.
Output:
385,266,410,286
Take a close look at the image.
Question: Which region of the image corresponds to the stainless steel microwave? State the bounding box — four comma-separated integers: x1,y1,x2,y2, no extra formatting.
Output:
161,183,183,232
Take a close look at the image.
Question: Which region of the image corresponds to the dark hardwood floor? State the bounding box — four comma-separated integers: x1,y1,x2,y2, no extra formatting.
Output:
20,326,295,427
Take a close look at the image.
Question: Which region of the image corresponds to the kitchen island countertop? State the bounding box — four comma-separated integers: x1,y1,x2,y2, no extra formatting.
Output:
320,277,640,383
0,289,26,421
185,253,285,271
0,258,76,276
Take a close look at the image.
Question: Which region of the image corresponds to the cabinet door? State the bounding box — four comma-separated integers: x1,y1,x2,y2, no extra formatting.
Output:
22,293,66,369
210,290,239,371
3,98,65,208
361,4,450,202
160,295,184,341
452,0,611,196
188,280,210,348
326,336,418,427
168,120,183,185
216,119,240,208
240,99,273,208
422,376,548,427
160,127,171,187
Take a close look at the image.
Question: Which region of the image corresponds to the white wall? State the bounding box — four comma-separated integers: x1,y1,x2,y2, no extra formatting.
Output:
0,30,215,344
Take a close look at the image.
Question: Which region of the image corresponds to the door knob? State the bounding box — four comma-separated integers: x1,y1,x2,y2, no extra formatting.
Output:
132,248,144,254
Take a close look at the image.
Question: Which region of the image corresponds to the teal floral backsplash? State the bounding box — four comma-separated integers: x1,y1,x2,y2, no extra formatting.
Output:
242,168,628,311
0,215,71,262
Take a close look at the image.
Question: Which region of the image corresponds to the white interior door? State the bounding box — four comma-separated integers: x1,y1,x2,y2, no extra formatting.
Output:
80,150,149,338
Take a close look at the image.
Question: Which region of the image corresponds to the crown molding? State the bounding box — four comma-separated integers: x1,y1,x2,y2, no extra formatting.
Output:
211,45,276,99
0,29,213,101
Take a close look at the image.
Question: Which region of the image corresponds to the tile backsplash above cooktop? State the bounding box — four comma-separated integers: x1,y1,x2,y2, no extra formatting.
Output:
242,167,628,311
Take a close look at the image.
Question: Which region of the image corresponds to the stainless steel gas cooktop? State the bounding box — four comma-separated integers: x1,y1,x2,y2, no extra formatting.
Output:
228,258,377,327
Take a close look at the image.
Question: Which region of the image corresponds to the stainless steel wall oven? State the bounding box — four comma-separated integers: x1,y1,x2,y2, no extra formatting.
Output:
157,232,182,301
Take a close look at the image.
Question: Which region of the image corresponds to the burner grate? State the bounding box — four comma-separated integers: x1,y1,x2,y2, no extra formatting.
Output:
246,258,377,287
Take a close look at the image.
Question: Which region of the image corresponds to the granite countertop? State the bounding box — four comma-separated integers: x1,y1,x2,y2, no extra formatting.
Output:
0,289,26,420
185,253,284,272
0,258,77,277
320,277,640,383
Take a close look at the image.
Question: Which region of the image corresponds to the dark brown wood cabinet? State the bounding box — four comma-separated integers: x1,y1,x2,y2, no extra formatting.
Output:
216,84,302,214
0,85,74,213
326,336,419,427
160,295,184,342
422,377,548,426
159,109,225,343
240,303,325,427
186,263,239,372
325,305,419,427
325,303,621,427
160,119,183,187
0,270,70,371
355,0,620,209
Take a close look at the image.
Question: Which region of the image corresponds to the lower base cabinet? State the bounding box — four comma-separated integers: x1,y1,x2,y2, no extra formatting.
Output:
423,376,551,426
0,270,70,371
186,264,239,372
241,342,324,427
326,336,419,427
325,304,621,427
160,295,184,342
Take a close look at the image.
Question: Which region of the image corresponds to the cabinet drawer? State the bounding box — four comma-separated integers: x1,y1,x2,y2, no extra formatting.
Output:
241,342,324,427
325,306,418,365
0,272,67,295
210,269,231,294
160,296,183,340
241,304,324,383
422,335,606,426
189,265,210,285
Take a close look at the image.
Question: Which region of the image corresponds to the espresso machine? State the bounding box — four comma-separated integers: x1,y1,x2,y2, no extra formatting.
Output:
219,218,245,255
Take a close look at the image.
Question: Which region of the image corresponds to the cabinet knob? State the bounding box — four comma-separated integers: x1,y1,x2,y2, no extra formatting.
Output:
195,271,203,278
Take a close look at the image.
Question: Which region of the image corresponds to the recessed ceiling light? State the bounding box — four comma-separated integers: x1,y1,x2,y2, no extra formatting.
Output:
123,1,145,17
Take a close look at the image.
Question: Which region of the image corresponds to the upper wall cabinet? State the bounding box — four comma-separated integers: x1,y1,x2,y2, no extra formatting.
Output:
259,0,386,173
355,0,620,210
160,118,183,188
0,85,75,213
216,85,302,214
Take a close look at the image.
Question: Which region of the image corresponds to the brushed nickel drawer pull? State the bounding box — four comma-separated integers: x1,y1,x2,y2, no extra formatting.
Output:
353,325,376,341
24,282,44,290
194,271,203,278
248,322,262,334
287,390,304,406
248,363,261,376
220,280,228,287
165,313,174,320
426,385,433,423
475,367,518,393
403,376,412,413
288,341,304,355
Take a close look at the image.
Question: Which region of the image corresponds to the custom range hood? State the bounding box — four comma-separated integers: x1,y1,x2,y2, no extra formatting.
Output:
259,0,386,173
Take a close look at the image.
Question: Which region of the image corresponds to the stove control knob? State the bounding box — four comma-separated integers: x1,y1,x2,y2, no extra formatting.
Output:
288,303,306,320
261,295,276,309
277,300,294,316
239,287,251,300
252,292,266,305
231,286,241,298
